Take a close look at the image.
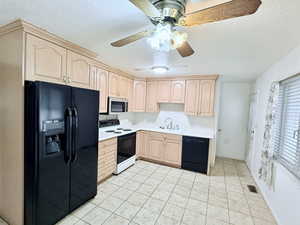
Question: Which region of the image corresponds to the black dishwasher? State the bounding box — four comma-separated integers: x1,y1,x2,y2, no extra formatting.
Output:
182,136,209,174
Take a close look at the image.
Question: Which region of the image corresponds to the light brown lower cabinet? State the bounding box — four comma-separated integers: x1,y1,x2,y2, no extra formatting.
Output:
98,138,117,183
136,131,148,157
137,131,182,167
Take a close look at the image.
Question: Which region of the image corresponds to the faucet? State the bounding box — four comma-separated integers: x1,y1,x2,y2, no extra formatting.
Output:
163,117,178,130
165,117,173,129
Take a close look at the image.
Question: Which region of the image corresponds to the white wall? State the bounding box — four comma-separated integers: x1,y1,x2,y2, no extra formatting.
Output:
250,44,300,225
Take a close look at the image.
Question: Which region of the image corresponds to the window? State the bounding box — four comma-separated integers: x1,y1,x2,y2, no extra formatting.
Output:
274,75,300,179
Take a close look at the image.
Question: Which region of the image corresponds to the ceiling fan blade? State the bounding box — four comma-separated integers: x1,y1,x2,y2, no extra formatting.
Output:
177,42,195,57
129,0,160,18
186,0,233,14
183,0,262,27
111,30,150,47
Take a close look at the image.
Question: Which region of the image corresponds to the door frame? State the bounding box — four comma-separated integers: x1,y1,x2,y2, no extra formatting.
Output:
246,91,259,171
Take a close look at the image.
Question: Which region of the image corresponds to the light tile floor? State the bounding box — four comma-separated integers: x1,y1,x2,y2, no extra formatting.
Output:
0,158,278,225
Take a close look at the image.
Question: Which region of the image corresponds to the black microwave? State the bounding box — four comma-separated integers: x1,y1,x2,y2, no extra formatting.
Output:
108,97,128,114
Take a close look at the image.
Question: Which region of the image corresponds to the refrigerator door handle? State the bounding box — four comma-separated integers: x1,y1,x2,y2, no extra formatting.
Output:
65,107,73,163
71,107,79,162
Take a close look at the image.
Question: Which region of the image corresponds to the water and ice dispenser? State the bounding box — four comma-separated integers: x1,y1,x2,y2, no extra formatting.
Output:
42,120,65,155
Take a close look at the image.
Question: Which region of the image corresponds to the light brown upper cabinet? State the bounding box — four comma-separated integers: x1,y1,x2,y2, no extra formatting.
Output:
26,34,67,84
109,72,120,97
90,66,109,113
127,79,134,112
184,80,199,116
170,80,186,103
119,76,128,98
198,80,215,116
146,81,159,112
108,73,129,99
157,80,185,104
184,79,216,116
157,81,171,103
67,50,92,89
133,80,146,112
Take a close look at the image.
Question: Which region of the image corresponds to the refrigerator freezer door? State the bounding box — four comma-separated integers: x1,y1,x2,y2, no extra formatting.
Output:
70,87,99,211
25,81,72,225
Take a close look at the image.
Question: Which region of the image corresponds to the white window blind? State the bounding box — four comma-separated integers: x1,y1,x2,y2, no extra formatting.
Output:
274,75,300,179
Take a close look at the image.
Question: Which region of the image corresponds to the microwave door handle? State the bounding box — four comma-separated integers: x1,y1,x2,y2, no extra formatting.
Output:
71,107,78,162
65,107,72,163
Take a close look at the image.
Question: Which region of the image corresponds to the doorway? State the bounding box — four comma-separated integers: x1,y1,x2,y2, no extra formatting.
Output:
246,92,258,171
217,82,251,160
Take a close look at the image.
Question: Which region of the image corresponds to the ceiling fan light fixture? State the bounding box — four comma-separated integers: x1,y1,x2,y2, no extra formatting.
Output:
147,22,174,52
151,66,169,74
147,22,188,52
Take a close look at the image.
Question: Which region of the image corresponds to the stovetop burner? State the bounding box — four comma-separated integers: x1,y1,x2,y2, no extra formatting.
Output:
113,131,122,134
104,128,132,134
123,129,132,131
105,130,115,133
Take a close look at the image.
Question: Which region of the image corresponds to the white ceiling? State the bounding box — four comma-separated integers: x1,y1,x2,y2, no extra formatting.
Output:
0,0,299,80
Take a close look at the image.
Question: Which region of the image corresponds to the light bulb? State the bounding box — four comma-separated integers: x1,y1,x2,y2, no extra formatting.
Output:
147,22,188,52
172,31,188,48
152,66,169,74
147,22,173,52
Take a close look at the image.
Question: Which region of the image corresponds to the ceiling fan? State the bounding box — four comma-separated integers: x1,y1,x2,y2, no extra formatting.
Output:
111,0,262,57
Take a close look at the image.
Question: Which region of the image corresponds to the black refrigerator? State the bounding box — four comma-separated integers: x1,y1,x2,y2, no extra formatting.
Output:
24,81,99,225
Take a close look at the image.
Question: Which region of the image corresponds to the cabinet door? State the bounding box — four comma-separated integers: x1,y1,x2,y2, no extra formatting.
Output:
164,138,182,166
90,66,108,113
109,73,119,97
26,34,67,84
146,81,158,112
127,79,134,112
133,80,146,112
147,135,164,161
99,69,109,113
119,77,128,98
184,80,199,116
136,131,147,158
171,80,186,103
67,51,91,88
157,81,171,103
198,80,215,116
98,139,117,182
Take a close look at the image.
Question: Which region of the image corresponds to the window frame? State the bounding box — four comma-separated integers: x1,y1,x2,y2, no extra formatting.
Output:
274,74,300,179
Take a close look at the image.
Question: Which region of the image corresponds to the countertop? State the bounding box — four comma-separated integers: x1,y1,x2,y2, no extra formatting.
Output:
99,125,215,142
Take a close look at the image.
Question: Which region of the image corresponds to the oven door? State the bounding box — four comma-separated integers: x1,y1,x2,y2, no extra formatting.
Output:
109,97,128,114
117,133,136,164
